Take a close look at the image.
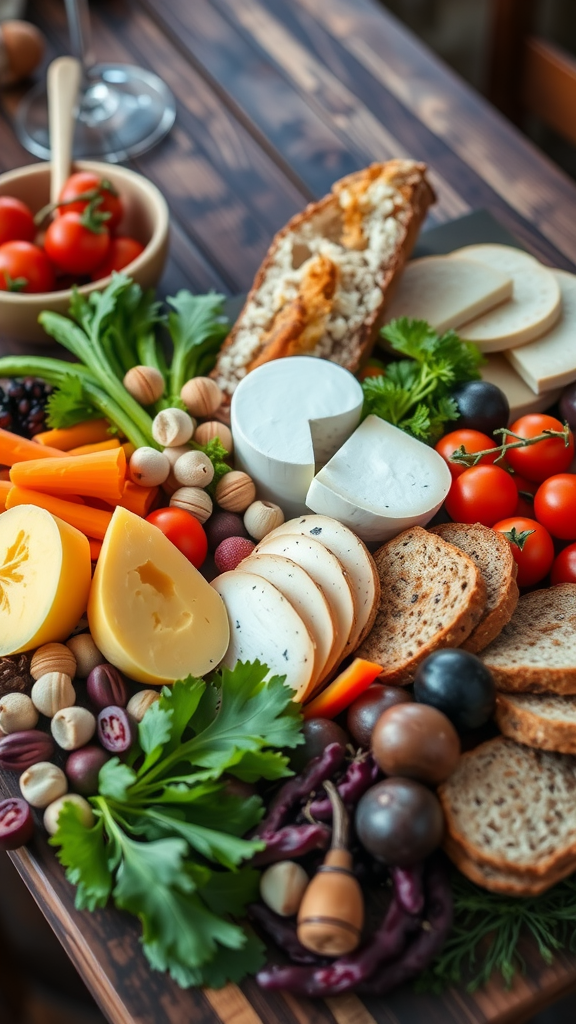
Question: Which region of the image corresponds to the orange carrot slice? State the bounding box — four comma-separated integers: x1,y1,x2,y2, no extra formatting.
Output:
10,447,126,505
33,419,113,450
6,487,113,540
303,658,383,719
0,480,11,511
68,439,121,456
0,427,65,465
89,538,103,561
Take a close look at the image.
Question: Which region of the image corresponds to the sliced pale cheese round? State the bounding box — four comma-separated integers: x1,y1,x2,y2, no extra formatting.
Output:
384,254,513,334
506,270,576,393
254,532,356,669
211,570,315,701
481,355,562,421
266,514,380,650
452,245,561,352
238,553,335,695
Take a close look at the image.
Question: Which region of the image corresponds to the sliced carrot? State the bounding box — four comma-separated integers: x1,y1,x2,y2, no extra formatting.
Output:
0,480,11,511
6,486,113,539
10,446,126,505
68,439,121,456
0,468,10,480
0,427,65,465
118,480,159,517
33,419,113,450
303,658,383,719
89,538,103,560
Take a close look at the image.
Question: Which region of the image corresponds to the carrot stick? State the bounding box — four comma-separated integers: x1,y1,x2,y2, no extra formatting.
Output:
68,439,121,456
6,487,113,539
89,538,103,560
0,480,11,511
0,468,10,480
119,480,159,517
0,427,65,465
10,447,126,505
33,419,113,450
303,658,383,719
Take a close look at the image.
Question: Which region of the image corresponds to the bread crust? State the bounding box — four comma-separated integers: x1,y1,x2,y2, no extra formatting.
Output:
444,836,573,896
495,693,576,754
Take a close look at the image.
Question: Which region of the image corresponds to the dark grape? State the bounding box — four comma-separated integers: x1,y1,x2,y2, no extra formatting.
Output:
0,377,53,438
97,706,135,753
559,383,576,431
0,797,34,851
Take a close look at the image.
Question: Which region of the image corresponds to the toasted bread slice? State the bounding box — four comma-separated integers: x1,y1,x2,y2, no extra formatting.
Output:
429,523,518,653
444,836,572,896
481,584,576,694
212,161,435,398
355,526,486,685
495,692,576,754
439,736,576,879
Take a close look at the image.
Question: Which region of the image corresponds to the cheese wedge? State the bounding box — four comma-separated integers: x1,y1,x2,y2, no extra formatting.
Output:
231,356,363,518
506,270,576,393
452,245,561,352
305,416,451,543
384,254,513,333
481,355,562,421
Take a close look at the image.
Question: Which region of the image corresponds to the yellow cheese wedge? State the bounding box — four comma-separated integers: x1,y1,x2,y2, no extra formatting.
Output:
0,504,91,656
88,507,230,685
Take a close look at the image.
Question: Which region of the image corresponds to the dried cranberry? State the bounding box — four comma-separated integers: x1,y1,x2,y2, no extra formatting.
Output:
97,706,135,753
66,745,111,796
0,797,34,851
87,664,128,710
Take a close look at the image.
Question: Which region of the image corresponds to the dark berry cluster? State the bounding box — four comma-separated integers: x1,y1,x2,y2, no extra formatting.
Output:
0,377,53,437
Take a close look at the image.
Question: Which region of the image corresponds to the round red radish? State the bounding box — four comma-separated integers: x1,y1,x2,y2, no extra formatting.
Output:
214,536,255,572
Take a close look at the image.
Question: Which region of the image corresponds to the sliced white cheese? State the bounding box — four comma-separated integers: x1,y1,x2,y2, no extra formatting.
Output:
481,355,562,421
231,357,363,518
506,270,576,393
238,553,335,694
452,245,561,352
384,254,513,333
305,415,451,543
266,514,380,651
211,570,315,701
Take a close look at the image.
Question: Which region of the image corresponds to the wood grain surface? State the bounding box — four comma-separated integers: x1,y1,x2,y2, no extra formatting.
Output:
1,1,576,1022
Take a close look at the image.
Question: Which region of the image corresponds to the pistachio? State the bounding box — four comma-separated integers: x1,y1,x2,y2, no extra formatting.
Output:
260,861,309,917
30,642,77,681
180,377,223,418
152,408,195,448
20,761,68,808
194,420,233,454
170,486,213,524
215,471,256,513
244,500,284,541
123,365,165,406
51,707,96,751
173,450,214,488
126,689,161,722
31,672,76,718
0,693,39,734
65,634,105,679
44,794,95,836
129,447,170,487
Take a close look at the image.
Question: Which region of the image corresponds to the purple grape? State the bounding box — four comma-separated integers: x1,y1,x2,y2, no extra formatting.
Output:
0,797,34,851
87,664,128,710
66,745,111,795
559,383,576,431
97,706,135,753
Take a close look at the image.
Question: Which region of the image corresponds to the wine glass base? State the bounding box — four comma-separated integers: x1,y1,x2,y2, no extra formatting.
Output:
15,63,176,162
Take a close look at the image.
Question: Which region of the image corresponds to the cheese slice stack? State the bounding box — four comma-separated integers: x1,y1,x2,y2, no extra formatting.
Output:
506,270,576,393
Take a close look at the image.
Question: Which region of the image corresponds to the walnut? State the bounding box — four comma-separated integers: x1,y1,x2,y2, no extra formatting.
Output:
0,654,33,697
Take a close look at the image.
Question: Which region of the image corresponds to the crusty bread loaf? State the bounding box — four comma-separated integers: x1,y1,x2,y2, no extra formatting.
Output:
355,526,486,685
495,692,576,754
481,584,576,694
444,836,572,896
429,523,518,653
212,161,435,398
439,737,576,879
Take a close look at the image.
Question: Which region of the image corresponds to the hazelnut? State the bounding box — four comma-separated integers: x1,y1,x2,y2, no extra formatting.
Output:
170,487,213,524
123,365,165,406
260,861,309,917
31,673,76,718
152,408,195,448
127,689,161,722
215,471,256,513
161,445,192,496
194,420,233,454
0,693,39,734
44,794,95,836
244,500,284,541
65,634,105,679
31,642,76,681
173,450,214,488
51,707,96,751
129,447,170,487
20,761,68,809
180,377,223,418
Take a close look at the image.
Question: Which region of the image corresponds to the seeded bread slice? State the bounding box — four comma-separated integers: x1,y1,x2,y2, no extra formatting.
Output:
444,836,573,896
355,526,486,685
429,523,518,653
495,692,576,754
481,584,576,694
439,736,576,879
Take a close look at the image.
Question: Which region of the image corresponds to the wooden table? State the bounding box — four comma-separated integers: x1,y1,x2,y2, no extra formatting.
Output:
2,1,576,1022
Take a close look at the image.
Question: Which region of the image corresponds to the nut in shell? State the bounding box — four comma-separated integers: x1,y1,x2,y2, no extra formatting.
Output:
127,689,161,723
244,500,284,541
129,447,170,487
152,408,195,448
31,672,76,718
170,487,213,524
215,471,256,513
44,794,95,836
123,365,165,406
51,707,96,751
30,643,77,681
0,693,38,734
173,450,214,488
180,377,223,418
20,761,68,808
65,634,104,679
194,420,233,454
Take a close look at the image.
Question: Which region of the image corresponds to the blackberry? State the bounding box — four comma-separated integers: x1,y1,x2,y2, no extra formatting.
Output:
0,377,53,437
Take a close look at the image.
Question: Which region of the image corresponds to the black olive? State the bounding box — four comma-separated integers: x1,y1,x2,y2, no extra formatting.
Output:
451,380,509,437
355,778,444,865
290,717,349,771
346,683,412,748
413,648,496,732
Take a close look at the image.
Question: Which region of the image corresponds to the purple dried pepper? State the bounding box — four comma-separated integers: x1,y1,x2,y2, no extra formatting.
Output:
256,742,345,837
87,664,128,710
0,797,34,851
97,706,135,753
391,863,425,916
251,823,331,866
0,729,55,771
308,754,380,820
248,904,328,966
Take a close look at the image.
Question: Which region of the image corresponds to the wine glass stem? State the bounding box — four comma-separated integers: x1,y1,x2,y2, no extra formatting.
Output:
64,0,94,70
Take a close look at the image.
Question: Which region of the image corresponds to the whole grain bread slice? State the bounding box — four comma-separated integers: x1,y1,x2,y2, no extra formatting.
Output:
429,523,518,653
444,836,573,896
438,736,576,879
481,583,576,694
495,692,576,754
355,526,486,685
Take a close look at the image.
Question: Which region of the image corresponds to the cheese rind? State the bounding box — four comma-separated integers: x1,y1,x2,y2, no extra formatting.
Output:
481,355,562,421
506,270,576,393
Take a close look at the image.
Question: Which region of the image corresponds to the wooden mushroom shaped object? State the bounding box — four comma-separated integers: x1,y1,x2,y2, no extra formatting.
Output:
297,780,364,956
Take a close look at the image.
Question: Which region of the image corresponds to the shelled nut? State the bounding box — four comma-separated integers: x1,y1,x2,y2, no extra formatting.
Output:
31,673,76,718
194,420,233,454
30,643,76,681
51,707,96,751
123,365,165,406
215,471,256,513
65,634,105,679
180,377,223,418
170,487,213,524
20,761,68,808
0,693,38,734
260,861,309,917
152,408,195,447
173,450,214,488
44,794,95,836
127,690,161,723
129,447,170,487
244,500,284,541
162,444,192,496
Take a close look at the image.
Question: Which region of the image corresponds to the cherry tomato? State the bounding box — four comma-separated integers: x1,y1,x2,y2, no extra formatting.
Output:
511,474,538,518
0,241,55,293
534,474,576,540
58,172,123,232
551,543,576,586
493,516,554,587
91,236,145,281
0,196,35,245
146,507,208,568
44,210,110,275
435,429,496,480
444,465,517,527
505,414,574,482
